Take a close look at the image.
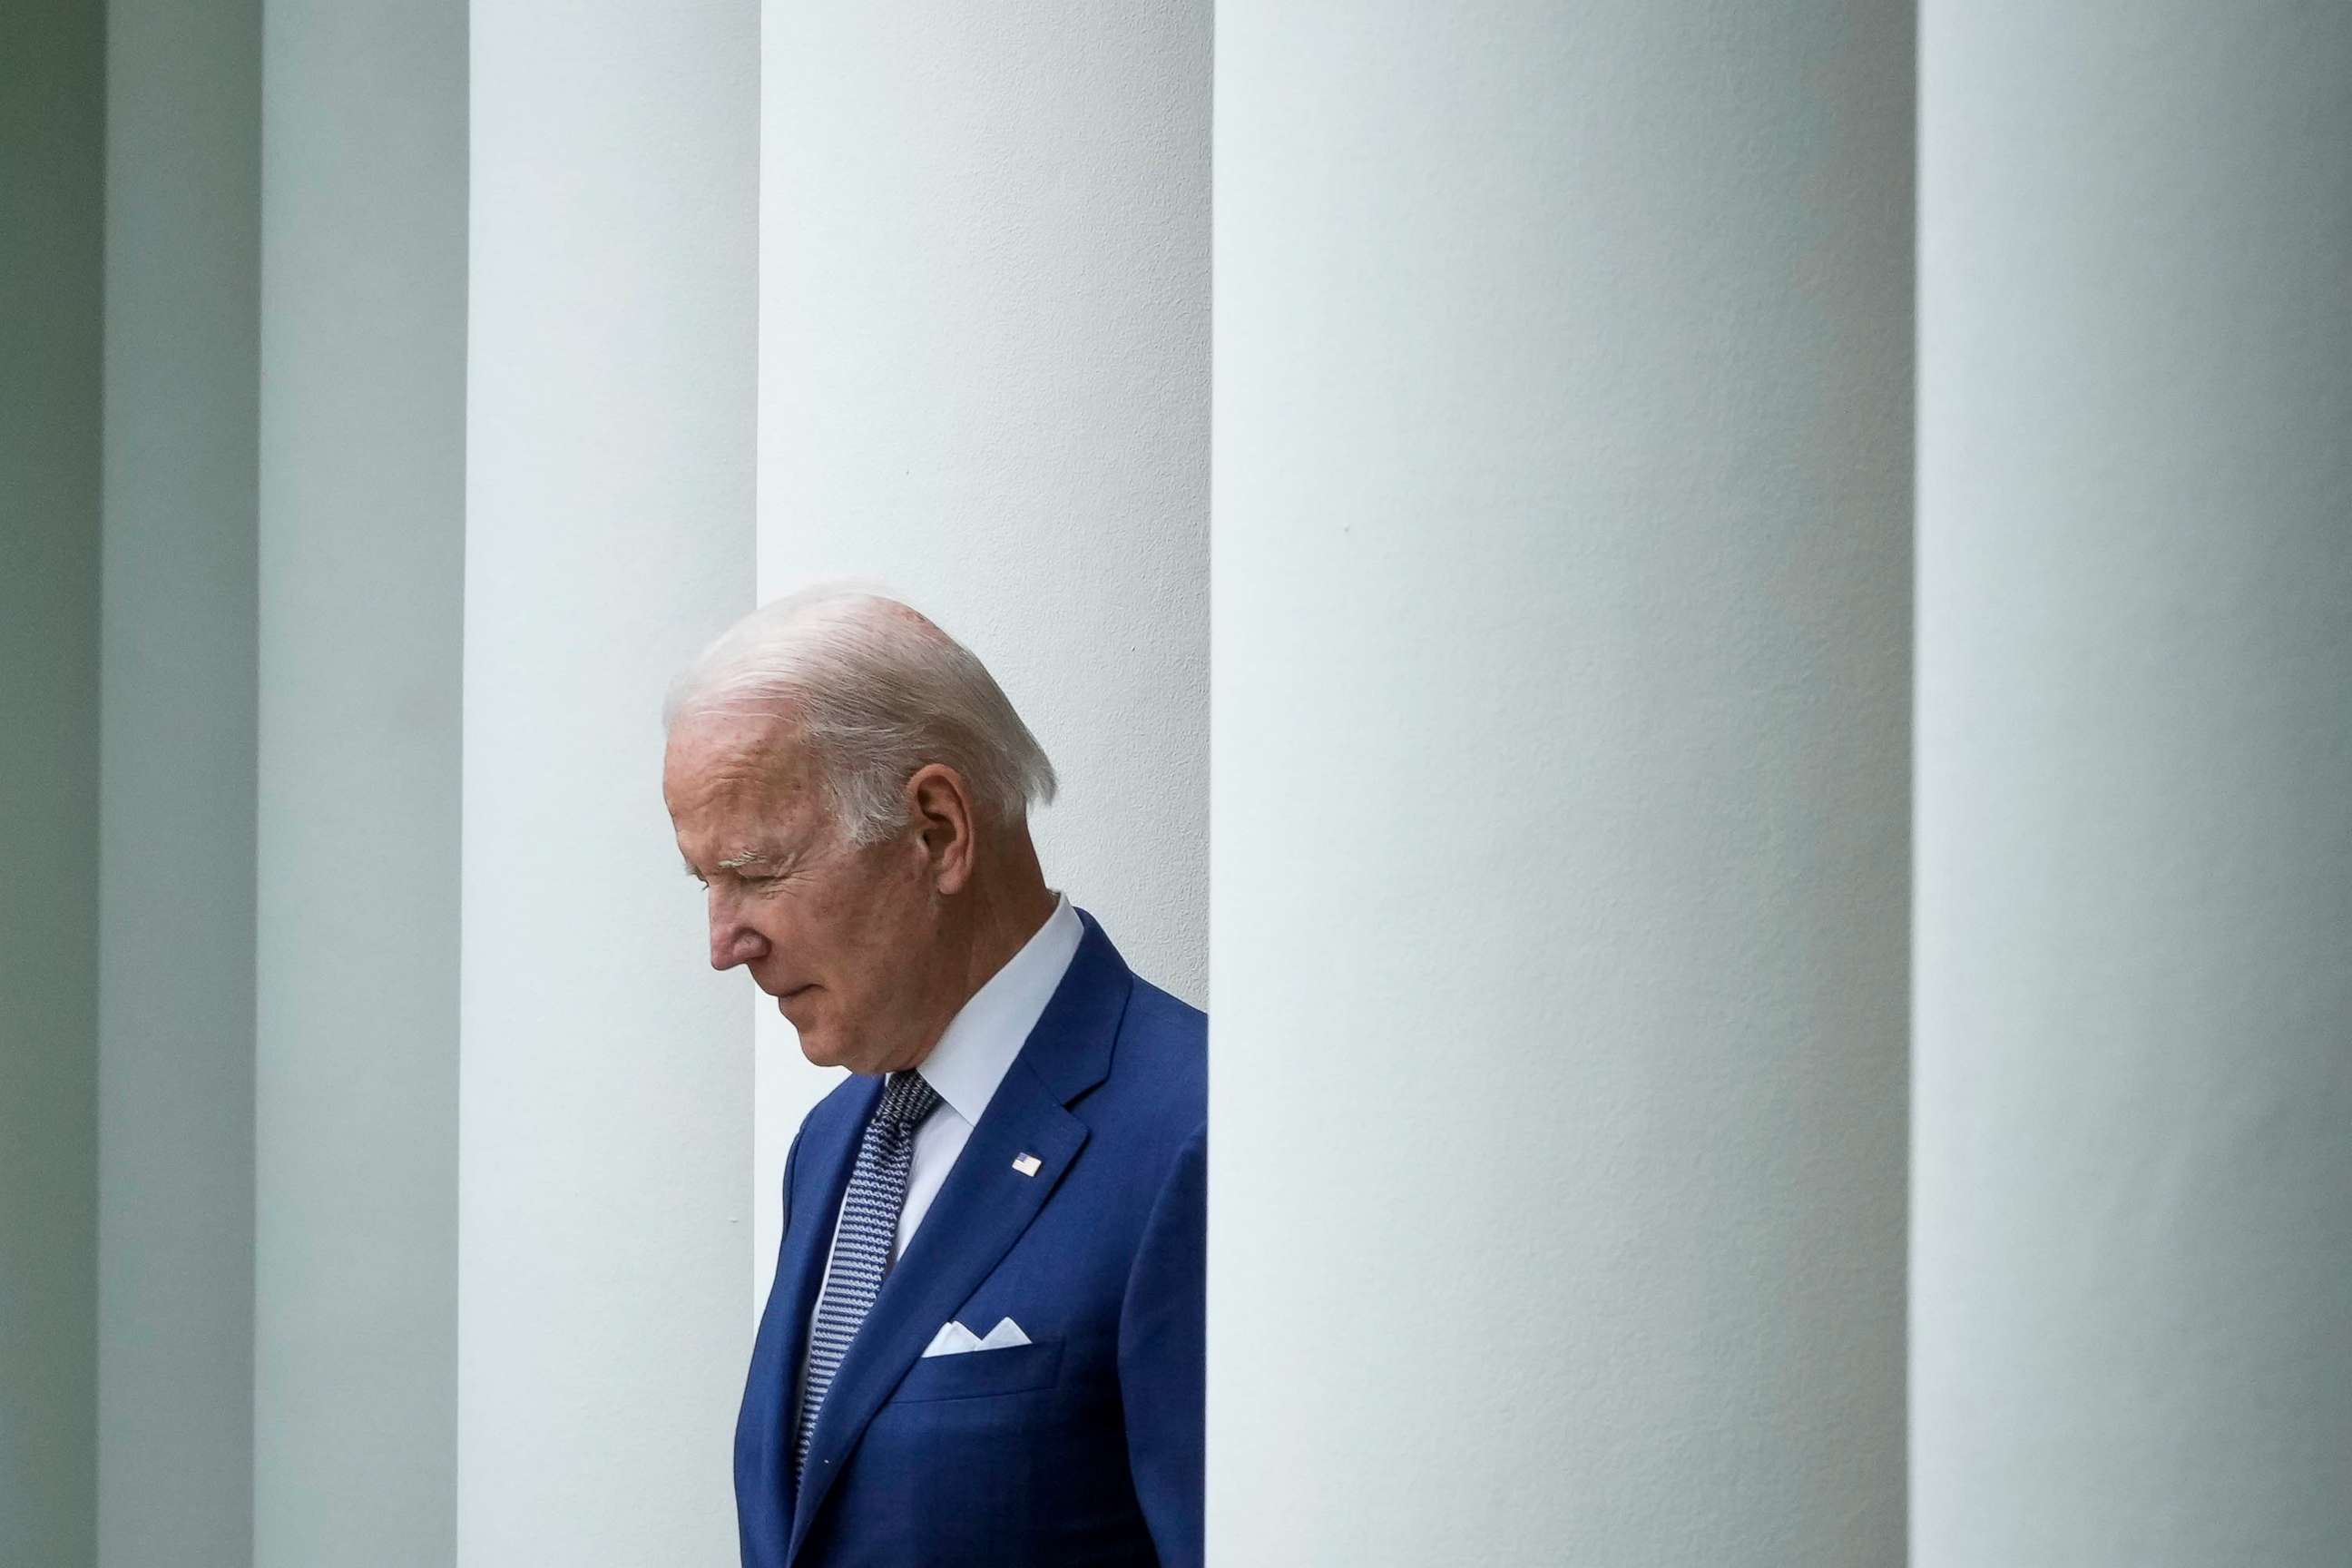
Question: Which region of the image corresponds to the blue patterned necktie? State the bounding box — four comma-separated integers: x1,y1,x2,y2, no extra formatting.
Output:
794,1069,944,1483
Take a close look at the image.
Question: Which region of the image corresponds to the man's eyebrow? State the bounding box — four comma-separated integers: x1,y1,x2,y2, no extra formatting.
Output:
681,848,785,878
678,852,760,877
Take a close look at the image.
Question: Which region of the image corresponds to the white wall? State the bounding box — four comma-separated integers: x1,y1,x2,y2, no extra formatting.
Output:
1913,3,2352,1562
98,1,260,1563
752,0,1211,1303
0,1,103,1560
253,2,466,1563
459,0,757,1560
1212,3,1914,1562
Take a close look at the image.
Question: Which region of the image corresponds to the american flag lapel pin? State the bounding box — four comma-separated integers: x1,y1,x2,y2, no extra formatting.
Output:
1011,1152,1042,1177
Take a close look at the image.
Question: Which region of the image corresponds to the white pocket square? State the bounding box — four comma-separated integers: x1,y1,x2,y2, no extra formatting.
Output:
920,1317,1032,1357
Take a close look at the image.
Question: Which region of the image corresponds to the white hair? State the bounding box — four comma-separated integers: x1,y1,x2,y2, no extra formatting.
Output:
663,583,1058,846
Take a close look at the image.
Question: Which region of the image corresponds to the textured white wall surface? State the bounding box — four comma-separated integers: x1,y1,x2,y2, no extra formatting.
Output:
460,1,756,1561
751,0,1210,1304
1914,4,2352,1563
0,2,102,1561
1213,3,1912,1562
253,2,465,1563
97,2,260,1564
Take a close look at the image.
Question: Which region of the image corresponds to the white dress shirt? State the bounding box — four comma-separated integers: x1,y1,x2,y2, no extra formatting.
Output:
798,896,1083,1389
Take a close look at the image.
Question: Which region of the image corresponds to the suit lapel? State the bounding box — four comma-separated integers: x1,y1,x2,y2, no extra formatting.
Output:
786,912,1132,1563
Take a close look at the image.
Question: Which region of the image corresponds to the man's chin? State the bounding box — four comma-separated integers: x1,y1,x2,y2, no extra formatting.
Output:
795,1036,853,1070
783,1013,856,1072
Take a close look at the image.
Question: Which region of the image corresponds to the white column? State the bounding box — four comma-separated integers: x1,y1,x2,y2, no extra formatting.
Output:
253,2,465,1563
1914,5,2352,1563
1213,4,1913,1563
460,1,756,1561
97,2,260,1563
753,0,1210,1300
0,2,103,1562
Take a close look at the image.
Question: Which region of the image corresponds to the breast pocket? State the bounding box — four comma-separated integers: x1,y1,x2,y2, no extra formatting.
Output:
891,1337,1064,1404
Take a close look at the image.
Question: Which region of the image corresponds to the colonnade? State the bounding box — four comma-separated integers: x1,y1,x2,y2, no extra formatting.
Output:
1912,2,2352,1560
2,5,104,1566
94,1,261,1563
4,0,2344,1564
1211,0,1915,1557
253,2,463,1560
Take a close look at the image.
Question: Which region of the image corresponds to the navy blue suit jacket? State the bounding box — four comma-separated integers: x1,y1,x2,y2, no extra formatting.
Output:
735,910,1207,1567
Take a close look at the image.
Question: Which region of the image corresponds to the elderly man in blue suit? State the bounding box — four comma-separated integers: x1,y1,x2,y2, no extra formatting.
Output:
662,585,1206,1568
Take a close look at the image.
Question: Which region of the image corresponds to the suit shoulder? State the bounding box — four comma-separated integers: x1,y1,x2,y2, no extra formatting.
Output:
1126,975,1206,1040
1111,975,1206,1115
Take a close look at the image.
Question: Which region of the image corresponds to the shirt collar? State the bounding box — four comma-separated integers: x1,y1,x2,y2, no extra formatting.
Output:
914,894,1083,1128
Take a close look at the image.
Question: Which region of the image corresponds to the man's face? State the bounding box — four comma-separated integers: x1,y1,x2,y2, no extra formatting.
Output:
663,714,943,1074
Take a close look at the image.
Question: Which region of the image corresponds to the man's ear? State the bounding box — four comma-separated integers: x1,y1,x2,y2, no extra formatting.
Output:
904,764,976,895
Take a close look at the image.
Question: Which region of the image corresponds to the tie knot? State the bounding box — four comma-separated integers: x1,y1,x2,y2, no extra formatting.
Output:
877,1070,942,1132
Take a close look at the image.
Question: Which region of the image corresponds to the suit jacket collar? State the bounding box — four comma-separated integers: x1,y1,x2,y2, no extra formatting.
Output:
916,894,1083,1128
995,906,1126,1107
782,908,1134,1563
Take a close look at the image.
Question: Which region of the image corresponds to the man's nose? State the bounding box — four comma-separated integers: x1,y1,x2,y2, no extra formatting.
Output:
709,901,770,971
